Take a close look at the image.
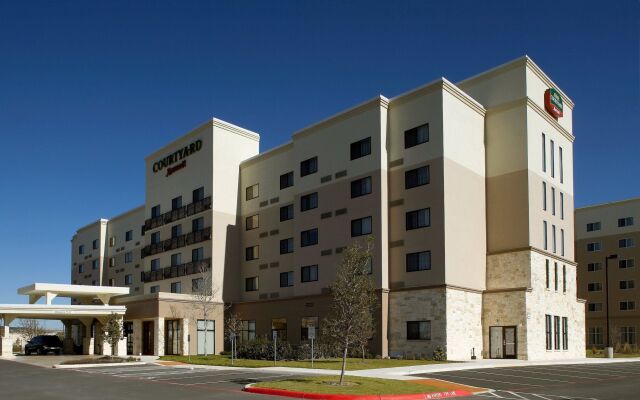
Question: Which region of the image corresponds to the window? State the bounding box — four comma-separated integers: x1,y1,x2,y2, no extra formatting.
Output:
192,278,203,292
560,193,564,220
618,217,634,227
150,258,160,272
620,280,635,290
588,303,603,312
109,257,116,267
271,318,287,341
552,224,557,253
350,137,371,160
171,224,182,238
280,171,294,189
620,259,635,269
551,187,556,215
280,204,294,221
561,229,565,257
192,247,204,262
151,205,161,218
542,133,546,172
301,265,318,282
301,192,318,211
280,238,294,254
124,274,133,285
620,327,636,345
587,327,603,346
620,301,635,311
245,245,260,261
245,277,258,292
406,208,430,230
301,228,318,247
192,186,205,203
404,123,429,149
240,320,256,342
280,271,294,287
91,259,98,270
405,166,430,189
543,221,548,250
562,317,568,350
550,140,555,178
406,321,431,340
406,251,431,272
301,317,319,340
554,262,558,291
619,238,635,248
78,245,84,255
92,280,97,286
246,184,259,200
246,214,259,230
124,230,132,242
108,278,115,286
150,231,160,245
92,239,98,250
78,264,84,273
170,253,182,266
588,282,602,292
559,146,564,183
125,251,133,264
587,262,602,272
545,260,550,289
192,217,204,232
300,156,318,177
351,217,372,237
553,315,560,350
170,282,181,293
562,265,567,293
587,242,601,252
586,222,601,232
150,285,159,294
351,176,372,198
542,182,547,210
172,196,182,210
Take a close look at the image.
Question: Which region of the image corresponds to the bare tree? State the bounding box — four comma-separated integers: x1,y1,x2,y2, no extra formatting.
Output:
322,238,376,385
17,319,44,342
191,261,220,356
100,313,124,358
225,312,243,365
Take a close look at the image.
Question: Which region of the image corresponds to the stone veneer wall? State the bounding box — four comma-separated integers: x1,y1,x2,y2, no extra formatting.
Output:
388,287,446,359
482,290,528,359
445,288,483,360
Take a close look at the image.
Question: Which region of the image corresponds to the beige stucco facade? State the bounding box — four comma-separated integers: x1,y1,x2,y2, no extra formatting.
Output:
68,55,584,360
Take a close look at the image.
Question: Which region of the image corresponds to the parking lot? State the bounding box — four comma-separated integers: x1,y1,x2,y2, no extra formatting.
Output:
415,361,640,400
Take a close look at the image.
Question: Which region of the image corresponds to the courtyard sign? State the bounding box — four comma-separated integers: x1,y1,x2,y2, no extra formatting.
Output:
152,139,202,176
544,88,563,118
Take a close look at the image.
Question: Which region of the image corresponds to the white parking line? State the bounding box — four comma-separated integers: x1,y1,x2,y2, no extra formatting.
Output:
179,373,301,386
506,391,531,399
431,372,543,387
501,368,602,380
152,371,257,381
520,366,620,377
464,370,574,383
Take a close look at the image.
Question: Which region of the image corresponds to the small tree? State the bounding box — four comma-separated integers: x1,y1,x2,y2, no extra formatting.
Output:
18,319,44,342
100,313,124,358
323,238,376,385
225,312,243,365
191,261,219,356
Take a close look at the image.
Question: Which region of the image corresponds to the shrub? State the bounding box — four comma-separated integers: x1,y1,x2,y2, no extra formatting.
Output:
432,346,446,361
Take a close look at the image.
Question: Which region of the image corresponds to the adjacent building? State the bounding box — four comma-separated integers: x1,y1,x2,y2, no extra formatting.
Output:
70,55,585,360
575,198,639,349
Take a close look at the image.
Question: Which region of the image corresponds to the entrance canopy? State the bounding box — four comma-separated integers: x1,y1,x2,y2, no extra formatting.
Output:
18,283,129,305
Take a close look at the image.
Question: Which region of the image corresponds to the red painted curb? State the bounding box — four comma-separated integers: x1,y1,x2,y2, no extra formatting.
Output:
243,384,472,399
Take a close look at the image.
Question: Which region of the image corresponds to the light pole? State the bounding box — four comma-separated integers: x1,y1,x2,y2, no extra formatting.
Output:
605,254,618,358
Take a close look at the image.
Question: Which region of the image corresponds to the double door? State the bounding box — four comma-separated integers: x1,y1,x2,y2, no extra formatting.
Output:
489,326,517,359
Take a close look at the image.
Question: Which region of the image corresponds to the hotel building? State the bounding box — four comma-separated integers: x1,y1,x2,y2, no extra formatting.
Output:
70,56,584,360
575,198,640,348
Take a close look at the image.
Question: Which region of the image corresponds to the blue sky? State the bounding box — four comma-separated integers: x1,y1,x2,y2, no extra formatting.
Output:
0,0,638,305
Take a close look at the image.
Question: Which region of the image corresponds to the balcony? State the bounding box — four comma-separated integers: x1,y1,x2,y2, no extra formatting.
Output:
141,226,211,258
143,196,212,233
142,258,211,283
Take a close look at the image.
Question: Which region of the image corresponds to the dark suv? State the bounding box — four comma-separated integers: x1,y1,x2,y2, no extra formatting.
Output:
25,335,63,355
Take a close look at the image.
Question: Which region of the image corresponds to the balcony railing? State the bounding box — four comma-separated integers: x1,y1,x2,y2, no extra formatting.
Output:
141,226,211,258
143,196,212,233
142,258,211,283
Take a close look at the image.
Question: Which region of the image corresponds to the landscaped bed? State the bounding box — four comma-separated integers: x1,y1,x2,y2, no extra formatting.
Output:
58,356,141,365
586,348,640,358
159,355,448,370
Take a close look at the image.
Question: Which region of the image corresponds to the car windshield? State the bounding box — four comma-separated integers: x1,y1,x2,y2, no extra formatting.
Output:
41,336,62,345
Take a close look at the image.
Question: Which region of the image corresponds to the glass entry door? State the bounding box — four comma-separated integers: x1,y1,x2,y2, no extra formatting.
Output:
142,321,154,355
489,326,517,359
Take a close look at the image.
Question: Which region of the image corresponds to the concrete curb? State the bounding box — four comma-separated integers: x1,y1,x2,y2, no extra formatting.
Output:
53,361,147,369
243,383,472,399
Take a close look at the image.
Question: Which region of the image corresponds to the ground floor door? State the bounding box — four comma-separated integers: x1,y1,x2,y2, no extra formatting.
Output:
165,320,182,355
489,326,517,359
123,322,133,355
197,319,214,355
142,321,154,355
